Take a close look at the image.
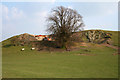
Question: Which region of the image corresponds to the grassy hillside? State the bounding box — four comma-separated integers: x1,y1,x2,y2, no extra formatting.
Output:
2,36,15,47
2,44,118,78
2,33,37,47
2,30,119,78
2,30,119,48
104,31,119,47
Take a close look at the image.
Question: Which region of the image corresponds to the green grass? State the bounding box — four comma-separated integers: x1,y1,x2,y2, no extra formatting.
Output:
96,30,119,47
105,31,119,47
2,45,118,78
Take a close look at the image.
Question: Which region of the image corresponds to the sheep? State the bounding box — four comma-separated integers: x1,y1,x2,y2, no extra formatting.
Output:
31,48,35,50
21,48,25,51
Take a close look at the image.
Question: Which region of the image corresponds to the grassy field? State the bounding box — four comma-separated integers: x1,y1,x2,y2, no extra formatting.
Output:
2,43,118,78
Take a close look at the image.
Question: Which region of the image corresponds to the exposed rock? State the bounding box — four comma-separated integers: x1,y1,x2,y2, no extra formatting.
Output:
82,30,112,44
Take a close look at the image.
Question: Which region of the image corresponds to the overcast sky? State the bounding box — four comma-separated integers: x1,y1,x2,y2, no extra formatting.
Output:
1,1,118,41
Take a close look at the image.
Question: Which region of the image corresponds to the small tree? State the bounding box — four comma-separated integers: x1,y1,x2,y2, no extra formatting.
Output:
47,6,84,49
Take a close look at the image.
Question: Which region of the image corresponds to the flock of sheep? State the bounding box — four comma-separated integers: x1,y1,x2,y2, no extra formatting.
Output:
21,48,35,51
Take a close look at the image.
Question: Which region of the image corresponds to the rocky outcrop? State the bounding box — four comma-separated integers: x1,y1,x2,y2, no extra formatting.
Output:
82,30,112,44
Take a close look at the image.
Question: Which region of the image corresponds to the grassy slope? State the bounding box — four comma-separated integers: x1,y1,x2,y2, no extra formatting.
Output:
104,31,119,47
2,30,119,47
2,44,118,78
2,37,13,47
2,30,119,78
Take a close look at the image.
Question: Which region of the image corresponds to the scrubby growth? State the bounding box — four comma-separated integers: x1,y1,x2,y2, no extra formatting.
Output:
2,30,115,51
11,33,37,46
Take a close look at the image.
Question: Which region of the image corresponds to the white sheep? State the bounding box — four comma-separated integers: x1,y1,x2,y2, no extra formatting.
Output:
21,48,25,51
31,48,35,50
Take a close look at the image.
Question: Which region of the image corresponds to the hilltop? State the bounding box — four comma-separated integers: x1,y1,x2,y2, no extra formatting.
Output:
2,33,37,47
2,30,119,50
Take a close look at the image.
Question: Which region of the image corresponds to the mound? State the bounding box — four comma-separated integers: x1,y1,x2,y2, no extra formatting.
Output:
2,33,37,47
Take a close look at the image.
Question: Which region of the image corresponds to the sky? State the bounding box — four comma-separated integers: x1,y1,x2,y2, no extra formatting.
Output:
1,1,118,41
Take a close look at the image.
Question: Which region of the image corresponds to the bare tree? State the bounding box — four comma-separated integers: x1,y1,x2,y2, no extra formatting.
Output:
47,6,84,49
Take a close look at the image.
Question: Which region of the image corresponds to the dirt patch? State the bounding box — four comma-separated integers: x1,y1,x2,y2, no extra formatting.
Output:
102,44,119,50
37,47,66,52
75,53,96,56
80,42,88,46
112,53,120,55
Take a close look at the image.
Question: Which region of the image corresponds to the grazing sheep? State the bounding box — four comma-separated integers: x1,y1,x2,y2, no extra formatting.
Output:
21,48,25,51
31,48,35,50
